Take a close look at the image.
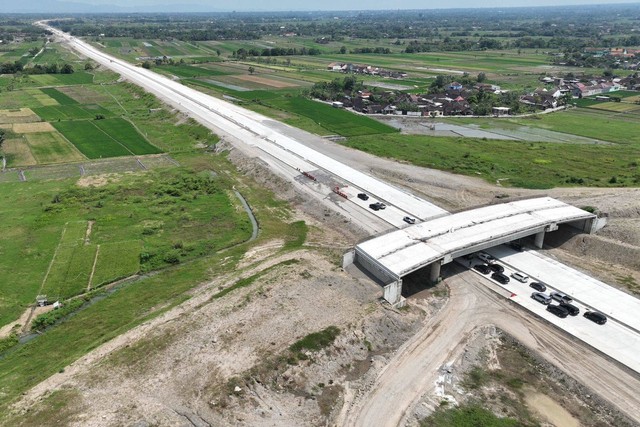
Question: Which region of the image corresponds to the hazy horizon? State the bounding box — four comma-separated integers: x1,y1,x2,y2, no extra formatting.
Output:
2,0,640,13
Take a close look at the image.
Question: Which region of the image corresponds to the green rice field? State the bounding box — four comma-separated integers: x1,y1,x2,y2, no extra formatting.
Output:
33,104,114,121
52,118,161,158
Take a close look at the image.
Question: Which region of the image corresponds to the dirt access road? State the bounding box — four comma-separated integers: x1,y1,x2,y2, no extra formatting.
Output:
338,267,640,427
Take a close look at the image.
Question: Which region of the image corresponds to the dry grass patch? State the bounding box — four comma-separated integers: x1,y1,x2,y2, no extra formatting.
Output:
234,74,299,88
1,138,37,167
58,86,109,104
25,132,85,164
13,122,55,133
0,108,40,124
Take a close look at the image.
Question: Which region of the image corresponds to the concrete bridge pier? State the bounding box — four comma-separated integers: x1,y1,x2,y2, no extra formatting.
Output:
430,261,441,283
534,230,545,248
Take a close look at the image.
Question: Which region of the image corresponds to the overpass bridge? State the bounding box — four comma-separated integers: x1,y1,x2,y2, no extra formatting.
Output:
346,197,598,306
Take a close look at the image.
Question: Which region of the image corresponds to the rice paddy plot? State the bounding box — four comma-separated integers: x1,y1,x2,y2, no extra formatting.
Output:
25,132,86,164
587,102,640,113
269,97,398,137
52,120,133,158
2,138,37,167
33,104,114,121
0,108,40,124
52,118,161,159
40,87,78,105
93,119,162,155
28,72,94,86
58,86,109,104
157,64,230,78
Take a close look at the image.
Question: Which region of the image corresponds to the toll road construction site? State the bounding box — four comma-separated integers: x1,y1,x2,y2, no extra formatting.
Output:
23,22,640,427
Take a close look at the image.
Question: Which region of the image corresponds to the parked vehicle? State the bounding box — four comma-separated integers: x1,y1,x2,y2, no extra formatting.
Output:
357,193,369,201
511,272,529,283
488,263,504,274
584,311,607,325
491,272,510,284
529,282,547,292
559,302,580,316
473,264,491,274
509,242,524,252
546,304,569,318
531,292,552,305
550,291,573,304
403,216,416,224
478,252,496,264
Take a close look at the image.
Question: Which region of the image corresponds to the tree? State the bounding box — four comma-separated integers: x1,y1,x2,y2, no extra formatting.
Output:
248,66,255,75
340,45,347,54
477,72,487,83
60,63,74,74
141,61,152,69
84,63,94,71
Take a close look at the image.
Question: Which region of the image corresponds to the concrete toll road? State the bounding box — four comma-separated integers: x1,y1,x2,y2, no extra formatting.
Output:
38,22,446,236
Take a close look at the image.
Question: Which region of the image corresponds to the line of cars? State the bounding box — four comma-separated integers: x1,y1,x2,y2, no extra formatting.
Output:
358,193,417,224
472,251,607,325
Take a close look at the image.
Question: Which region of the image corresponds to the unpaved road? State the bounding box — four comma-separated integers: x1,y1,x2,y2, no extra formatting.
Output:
338,266,640,426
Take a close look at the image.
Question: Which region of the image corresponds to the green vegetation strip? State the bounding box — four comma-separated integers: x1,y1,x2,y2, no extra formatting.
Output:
420,404,518,427
344,120,640,189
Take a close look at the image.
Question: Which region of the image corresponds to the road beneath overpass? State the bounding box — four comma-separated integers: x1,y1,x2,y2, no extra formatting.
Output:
337,267,640,427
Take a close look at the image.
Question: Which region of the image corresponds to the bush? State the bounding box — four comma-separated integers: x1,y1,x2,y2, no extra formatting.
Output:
31,299,86,331
290,326,340,353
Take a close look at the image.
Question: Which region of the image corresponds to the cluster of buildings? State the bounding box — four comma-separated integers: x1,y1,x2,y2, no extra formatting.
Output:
583,47,640,70
519,75,638,110
327,62,407,79
332,81,507,117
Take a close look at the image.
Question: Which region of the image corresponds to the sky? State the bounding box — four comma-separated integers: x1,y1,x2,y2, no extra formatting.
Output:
70,0,640,11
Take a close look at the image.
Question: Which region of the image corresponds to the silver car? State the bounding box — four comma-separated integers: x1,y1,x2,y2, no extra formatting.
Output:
531,292,552,305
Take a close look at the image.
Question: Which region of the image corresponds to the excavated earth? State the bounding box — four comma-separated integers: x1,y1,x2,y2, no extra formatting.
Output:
8,124,640,427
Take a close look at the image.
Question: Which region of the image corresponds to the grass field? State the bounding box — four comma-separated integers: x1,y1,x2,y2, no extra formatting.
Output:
90,241,141,288
344,129,640,189
52,118,161,158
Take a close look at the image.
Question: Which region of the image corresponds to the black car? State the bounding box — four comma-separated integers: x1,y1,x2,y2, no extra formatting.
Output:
529,282,547,292
584,311,607,325
369,202,386,211
546,304,569,318
491,272,510,284
403,216,416,224
357,193,369,201
487,263,504,274
509,242,524,252
473,264,492,274
559,302,580,316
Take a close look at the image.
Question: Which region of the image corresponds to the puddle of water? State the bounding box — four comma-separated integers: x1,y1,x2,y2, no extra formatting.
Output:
525,388,580,427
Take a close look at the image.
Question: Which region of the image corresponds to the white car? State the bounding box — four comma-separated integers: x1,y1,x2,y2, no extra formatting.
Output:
477,252,496,263
511,272,529,283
